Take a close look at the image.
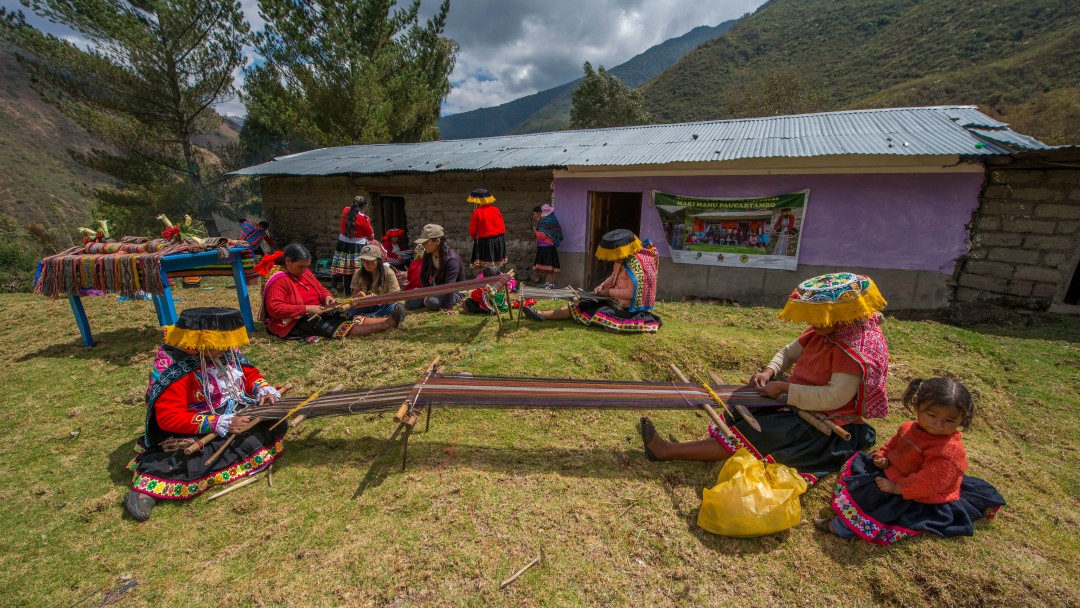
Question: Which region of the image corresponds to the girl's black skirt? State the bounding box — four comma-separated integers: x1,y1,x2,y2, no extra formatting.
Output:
533,246,560,272
471,235,507,268
830,452,1005,545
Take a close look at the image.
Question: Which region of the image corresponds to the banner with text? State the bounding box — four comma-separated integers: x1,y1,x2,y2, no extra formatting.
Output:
653,190,809,271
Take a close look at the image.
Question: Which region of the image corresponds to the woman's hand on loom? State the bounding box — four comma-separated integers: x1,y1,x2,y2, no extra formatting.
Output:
750,369,775,388
323,295,336,306
258,392,277,406
758,380,789,399
228,415,256,434
305,305,324,315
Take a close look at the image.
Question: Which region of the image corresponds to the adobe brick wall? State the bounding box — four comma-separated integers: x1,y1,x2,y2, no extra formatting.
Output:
260,169,553,275
954,168,1080,310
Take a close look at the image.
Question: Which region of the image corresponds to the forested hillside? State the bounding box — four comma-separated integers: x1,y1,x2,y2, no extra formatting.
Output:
641,0,1080,144
438,20,738,139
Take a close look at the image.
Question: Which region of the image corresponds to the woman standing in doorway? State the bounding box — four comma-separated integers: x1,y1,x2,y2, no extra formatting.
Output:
331,196,375,293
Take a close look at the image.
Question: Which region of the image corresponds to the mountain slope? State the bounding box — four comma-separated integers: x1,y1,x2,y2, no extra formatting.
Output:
438,20,738,139
639,0,1080,143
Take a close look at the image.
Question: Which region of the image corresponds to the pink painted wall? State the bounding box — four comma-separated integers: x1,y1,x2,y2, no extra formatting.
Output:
553,172,984,273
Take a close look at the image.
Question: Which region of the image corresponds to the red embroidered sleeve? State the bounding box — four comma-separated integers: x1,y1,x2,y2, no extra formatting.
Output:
154,376,217,435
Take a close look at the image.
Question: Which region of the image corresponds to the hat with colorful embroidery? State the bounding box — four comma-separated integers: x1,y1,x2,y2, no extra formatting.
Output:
467,188,496,205
595,228,642,262
164,307,249,351
778,272,887,327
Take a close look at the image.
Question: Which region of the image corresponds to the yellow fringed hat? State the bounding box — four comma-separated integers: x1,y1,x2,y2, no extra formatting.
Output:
778,272,887,327
164,307,249,351
466,188,496,205
595,228,643,261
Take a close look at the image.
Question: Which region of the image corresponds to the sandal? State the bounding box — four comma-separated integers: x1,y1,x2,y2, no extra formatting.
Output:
522,306,546,322
640,417,660,462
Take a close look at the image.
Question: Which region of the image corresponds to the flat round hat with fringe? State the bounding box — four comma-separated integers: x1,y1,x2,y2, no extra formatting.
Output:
164,307,249,351
466,188,496,205
595,229,642,262
778,272,886,327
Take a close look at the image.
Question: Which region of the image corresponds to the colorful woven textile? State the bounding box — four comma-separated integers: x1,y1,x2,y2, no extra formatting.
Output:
624,242,659,313
35,238,251,298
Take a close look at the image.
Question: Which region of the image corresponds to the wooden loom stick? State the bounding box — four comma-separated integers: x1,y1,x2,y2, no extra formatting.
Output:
184,384,294,457
707,371,761,432
395,356,442,422
807,410,852,441
669,364,734,440
206,472,263,501
268,384,334,432
790,407,833,437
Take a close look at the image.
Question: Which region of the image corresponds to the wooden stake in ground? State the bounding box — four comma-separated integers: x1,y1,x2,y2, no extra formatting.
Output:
500,552,543,589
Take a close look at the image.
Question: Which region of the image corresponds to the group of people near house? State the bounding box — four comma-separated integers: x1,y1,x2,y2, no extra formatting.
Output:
128,195,1005,548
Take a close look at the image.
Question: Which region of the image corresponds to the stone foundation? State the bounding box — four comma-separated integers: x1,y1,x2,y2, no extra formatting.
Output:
954,168,1080,310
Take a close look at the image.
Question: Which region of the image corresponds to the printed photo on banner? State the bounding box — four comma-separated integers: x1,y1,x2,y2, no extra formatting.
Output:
653,190,809,270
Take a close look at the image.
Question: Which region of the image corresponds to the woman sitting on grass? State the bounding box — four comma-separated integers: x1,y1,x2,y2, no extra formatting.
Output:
641,272,890,484
260,243,404,342
346,242,402,319
522,229,661,333
126,307,282,521
405,224,466,313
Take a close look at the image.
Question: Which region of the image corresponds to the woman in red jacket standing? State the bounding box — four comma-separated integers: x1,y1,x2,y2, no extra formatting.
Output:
331,196,375,293
261,243,403,342
467,188,507,270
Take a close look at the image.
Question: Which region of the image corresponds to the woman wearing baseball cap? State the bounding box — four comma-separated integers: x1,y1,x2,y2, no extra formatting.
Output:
405,224,467,312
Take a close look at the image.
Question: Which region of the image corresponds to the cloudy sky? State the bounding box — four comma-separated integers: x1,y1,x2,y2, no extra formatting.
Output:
2,0,765,117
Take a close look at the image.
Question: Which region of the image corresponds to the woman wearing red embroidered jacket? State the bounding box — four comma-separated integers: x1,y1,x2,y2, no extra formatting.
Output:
125,308,283,521
641,272,889,484
260,243,404,342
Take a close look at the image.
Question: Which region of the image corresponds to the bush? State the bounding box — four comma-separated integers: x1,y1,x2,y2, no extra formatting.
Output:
0,242,41,293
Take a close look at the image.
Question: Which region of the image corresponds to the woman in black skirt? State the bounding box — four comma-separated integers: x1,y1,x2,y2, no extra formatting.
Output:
641,272,891,484
467,188,507,269
125,308,284,521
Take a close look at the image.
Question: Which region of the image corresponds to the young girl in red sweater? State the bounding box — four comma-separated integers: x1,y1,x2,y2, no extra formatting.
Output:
817,377,1005,544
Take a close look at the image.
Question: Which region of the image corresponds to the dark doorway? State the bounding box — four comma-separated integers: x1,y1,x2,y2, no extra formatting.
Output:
372,195,408,244
1064,257,1080,305
587,191,642,287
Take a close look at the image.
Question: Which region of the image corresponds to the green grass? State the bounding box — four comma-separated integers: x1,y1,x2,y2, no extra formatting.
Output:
0,283,1078,607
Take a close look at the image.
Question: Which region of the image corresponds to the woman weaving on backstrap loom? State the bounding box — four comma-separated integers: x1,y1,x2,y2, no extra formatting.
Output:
125,308,283,521
642,272,890,483
260,243,404,342
521,229,662,333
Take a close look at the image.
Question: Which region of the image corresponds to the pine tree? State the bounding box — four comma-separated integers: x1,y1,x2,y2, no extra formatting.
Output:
242,0,457,156
570,62,652,129
0,1,250,236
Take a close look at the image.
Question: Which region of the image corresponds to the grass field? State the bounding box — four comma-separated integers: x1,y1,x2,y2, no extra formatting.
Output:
0,283,1077,607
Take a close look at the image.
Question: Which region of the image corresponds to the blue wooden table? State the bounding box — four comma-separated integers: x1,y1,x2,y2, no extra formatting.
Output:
67,247,255,347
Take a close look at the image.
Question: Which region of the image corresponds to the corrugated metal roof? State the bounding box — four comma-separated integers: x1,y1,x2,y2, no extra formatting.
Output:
231,105,1058,177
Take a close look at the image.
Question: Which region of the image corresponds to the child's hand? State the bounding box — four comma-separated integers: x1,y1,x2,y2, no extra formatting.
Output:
873,455,890,469
443,308,459,315
875,477,901,494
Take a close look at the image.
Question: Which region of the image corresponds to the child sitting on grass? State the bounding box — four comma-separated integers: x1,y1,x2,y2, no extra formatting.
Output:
816,377,1006,544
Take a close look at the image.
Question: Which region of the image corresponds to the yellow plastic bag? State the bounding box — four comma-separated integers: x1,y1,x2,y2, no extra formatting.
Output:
697,448,808,537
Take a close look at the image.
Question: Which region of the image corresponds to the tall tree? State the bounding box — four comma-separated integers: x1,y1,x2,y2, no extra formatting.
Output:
243,0,457,155
570,62,651,129
0,0,250,236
